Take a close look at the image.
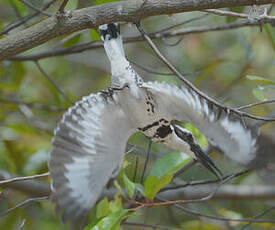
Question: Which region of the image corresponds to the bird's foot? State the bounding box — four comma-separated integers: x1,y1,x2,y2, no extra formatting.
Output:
108,83,129,92
100,84,129,98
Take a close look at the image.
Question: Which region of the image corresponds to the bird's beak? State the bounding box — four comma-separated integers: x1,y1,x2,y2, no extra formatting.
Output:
173,125,223,179
191,144,223,180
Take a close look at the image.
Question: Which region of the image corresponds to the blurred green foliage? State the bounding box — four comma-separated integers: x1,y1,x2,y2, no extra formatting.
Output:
0,0,275,229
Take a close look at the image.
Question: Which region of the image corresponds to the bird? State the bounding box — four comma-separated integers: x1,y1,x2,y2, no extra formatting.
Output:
49,23,258,225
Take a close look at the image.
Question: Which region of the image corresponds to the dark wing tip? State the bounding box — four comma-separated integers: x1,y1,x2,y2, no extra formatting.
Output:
52,192,90,229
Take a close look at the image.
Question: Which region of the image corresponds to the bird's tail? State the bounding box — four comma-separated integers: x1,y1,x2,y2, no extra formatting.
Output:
99,23,125,60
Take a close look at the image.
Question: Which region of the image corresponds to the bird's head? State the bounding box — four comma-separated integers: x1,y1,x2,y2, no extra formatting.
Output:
99,23,120,41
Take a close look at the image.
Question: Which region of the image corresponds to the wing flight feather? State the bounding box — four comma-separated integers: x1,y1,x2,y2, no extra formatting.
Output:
142,81,258,164
49,93,135,225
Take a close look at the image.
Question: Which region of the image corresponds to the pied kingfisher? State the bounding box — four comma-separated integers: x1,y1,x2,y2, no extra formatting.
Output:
49,23,258,224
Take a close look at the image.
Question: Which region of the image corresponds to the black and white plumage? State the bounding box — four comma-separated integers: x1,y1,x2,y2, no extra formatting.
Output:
49,23,258,225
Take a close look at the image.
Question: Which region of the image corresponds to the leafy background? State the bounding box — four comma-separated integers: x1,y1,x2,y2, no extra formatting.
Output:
0,0,275,229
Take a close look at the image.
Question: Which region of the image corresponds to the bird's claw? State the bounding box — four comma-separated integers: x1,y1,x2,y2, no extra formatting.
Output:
100,84,129,98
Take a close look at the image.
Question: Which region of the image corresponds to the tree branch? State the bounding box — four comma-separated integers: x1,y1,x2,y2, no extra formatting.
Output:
9,19,272,61
0,171,50,196
0,196,49,218
0,172,49,185
162,169,250,192
158,197,275,224
2,170,275,201
135,21,275,122
235,99,275,110
124,222,180,230
0,0,274,61
159,184,275,200
241,206,275,229
35,61,73,104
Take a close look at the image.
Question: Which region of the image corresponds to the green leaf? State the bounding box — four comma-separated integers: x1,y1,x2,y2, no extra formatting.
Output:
62,34,82,48
109,197,122,213
122,173,145,198
91,29,101,41
247,75,275,85
96,198,111,219
135,183,145,197
144,152,191,200
109,181,124,212
114,180,123,196
85,209,130,230
264,24,275,51
144,174,173,200
123,173,136,197
184,123,208,148
65,0,78,10
148,152,191,178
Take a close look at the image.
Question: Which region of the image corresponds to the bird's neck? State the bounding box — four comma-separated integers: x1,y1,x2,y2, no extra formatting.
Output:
103,34,143,97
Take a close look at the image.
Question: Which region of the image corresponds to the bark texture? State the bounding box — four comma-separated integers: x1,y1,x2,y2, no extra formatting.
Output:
0,0,274,61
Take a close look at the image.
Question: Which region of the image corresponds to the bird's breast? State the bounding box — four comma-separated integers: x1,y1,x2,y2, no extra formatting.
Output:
118,87,162,128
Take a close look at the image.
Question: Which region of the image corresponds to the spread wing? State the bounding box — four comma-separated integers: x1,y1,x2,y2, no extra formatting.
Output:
49,93,135,225
142,81,258,164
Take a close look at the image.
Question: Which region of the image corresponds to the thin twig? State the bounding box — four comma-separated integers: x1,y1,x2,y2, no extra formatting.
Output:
241,205,275,230
253,111,275,128
10,19,267,62
19,0,52,17
130,60,175,76
18,219,26,229
34,61,73,104
203,9,248,18
203,8,275,20
2,1,275,62
160,169,250,192
129,173,236,211
130,59,202,77
58,0,69,13
0,0,56,36
135,21,275,122
54,29,90,48
156,14,209,34
235,99,275,110
124,222,181,230
157,197,275,223
161,36,184,46
0,172,49,186
0,196,49,217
